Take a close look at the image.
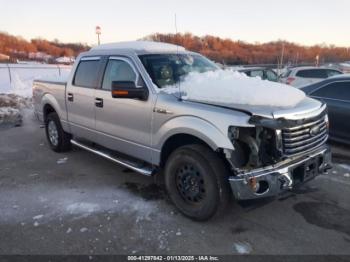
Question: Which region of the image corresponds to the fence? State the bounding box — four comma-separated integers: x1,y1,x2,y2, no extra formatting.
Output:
0,64,72,97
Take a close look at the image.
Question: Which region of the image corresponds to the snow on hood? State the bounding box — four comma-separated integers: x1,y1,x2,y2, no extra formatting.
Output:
162,70,306,108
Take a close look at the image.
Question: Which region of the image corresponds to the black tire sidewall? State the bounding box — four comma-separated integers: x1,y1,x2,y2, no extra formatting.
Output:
164,146,221,220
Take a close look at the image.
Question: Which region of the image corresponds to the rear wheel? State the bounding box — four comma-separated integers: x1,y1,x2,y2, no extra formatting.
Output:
45,112,71,152
164,144,232,221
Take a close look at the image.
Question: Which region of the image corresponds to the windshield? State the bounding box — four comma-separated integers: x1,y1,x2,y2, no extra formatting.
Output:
138,54,218,88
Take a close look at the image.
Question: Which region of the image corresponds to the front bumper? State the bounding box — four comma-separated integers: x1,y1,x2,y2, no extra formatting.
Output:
229,145,332,200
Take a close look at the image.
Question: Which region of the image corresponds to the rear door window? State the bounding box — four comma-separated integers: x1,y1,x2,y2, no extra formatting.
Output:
311,81,350,101
296,69,328,79
250,70,264,78
74,59,101,88
326,69,342,77
266,70,278,81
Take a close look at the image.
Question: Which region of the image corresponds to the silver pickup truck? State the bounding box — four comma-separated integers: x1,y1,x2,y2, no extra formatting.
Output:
33,41,332,220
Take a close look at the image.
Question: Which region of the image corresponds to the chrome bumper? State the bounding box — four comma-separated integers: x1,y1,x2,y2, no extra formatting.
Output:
229,145,332,200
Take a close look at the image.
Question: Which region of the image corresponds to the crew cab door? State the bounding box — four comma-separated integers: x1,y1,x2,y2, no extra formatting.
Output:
66,56,102,141
94,56,153,163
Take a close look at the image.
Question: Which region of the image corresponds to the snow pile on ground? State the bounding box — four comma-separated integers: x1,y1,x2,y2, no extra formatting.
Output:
9,73,34,98
0,94,32,126
0,64,72,97
8,71,67,98
0,93,32,108
163,70,306,108
66,202,100,215
0,107,21,126
0,66,69,128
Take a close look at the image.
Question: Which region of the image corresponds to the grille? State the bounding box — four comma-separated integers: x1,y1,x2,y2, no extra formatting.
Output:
282,115,328,156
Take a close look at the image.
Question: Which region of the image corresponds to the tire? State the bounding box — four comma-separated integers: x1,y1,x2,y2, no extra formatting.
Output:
45,112,71,152
164,144,232,221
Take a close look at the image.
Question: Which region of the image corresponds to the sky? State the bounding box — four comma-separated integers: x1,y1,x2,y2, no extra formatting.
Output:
1,0,349,47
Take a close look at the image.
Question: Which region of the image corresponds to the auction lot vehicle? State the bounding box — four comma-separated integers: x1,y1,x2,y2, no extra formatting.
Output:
33,41,332,220
301,74,350,145
280,66,343,88
237,67,279,82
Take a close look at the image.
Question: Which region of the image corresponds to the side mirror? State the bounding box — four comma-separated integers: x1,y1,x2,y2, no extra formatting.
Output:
111,81,148,100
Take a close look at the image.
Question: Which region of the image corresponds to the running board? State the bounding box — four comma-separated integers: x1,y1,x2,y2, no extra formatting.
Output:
70,140,154,176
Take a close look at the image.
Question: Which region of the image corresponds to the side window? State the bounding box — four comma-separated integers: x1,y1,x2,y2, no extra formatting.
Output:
250,70,264,78
327,70,342,77
266,70,278,81
296,69,328,79
102,59,137,90
311,82,350,101
74,59,100,88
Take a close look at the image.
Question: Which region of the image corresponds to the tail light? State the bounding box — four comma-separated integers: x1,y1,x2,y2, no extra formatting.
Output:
286,77,295,85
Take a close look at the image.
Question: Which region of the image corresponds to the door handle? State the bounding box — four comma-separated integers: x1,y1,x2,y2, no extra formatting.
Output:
95,98,103,108
67,93,74,102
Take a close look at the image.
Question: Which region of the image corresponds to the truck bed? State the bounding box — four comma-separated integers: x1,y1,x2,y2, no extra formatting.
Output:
32,77,67,123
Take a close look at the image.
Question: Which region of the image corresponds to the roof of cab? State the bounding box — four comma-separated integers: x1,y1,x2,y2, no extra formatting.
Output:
89,41,186,55
290,66,342,72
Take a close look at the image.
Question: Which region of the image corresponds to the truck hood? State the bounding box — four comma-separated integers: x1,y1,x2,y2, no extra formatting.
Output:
188,96,324,120
161,70,318,120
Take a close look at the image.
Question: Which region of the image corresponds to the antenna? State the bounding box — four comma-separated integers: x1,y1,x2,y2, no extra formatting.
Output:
174,13,179,57
174,13,182,101
279,42,285,70
174,13,178,36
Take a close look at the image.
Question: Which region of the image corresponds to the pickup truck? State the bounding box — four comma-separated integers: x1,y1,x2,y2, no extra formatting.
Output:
33,41,332,220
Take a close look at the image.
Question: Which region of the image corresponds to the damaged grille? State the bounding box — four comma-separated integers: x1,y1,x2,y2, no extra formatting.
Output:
282,115,328,156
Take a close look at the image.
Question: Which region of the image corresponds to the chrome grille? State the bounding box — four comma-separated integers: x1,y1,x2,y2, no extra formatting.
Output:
282,115,328,156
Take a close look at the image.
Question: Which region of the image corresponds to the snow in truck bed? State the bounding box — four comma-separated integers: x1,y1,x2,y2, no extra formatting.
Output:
162,70,306,108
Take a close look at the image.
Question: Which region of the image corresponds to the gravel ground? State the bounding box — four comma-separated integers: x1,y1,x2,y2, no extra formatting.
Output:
0,111,350,255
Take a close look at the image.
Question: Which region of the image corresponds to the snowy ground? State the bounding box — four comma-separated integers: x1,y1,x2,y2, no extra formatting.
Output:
0,94,32,128
0,64,70,128
0,112,349,255
0,64,71,96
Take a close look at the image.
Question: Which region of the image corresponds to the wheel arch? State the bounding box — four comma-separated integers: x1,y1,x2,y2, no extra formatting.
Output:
40,94,70,132
157,117,234,167
41,94,64,121
43,103,56,122
160,133,212,167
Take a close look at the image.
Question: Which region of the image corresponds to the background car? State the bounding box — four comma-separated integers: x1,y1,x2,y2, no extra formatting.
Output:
301,74,350,144
237,67,279,82
280,66,343,88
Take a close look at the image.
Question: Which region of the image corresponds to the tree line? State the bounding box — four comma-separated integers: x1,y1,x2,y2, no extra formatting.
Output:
0,32,89,60
1,31,349,65
146,33,350,65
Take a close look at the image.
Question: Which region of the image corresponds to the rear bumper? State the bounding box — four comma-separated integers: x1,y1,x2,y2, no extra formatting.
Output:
229,145,332,200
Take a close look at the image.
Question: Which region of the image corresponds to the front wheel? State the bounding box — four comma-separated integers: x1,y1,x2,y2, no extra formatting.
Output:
45,112,71,152
164,144,232,221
